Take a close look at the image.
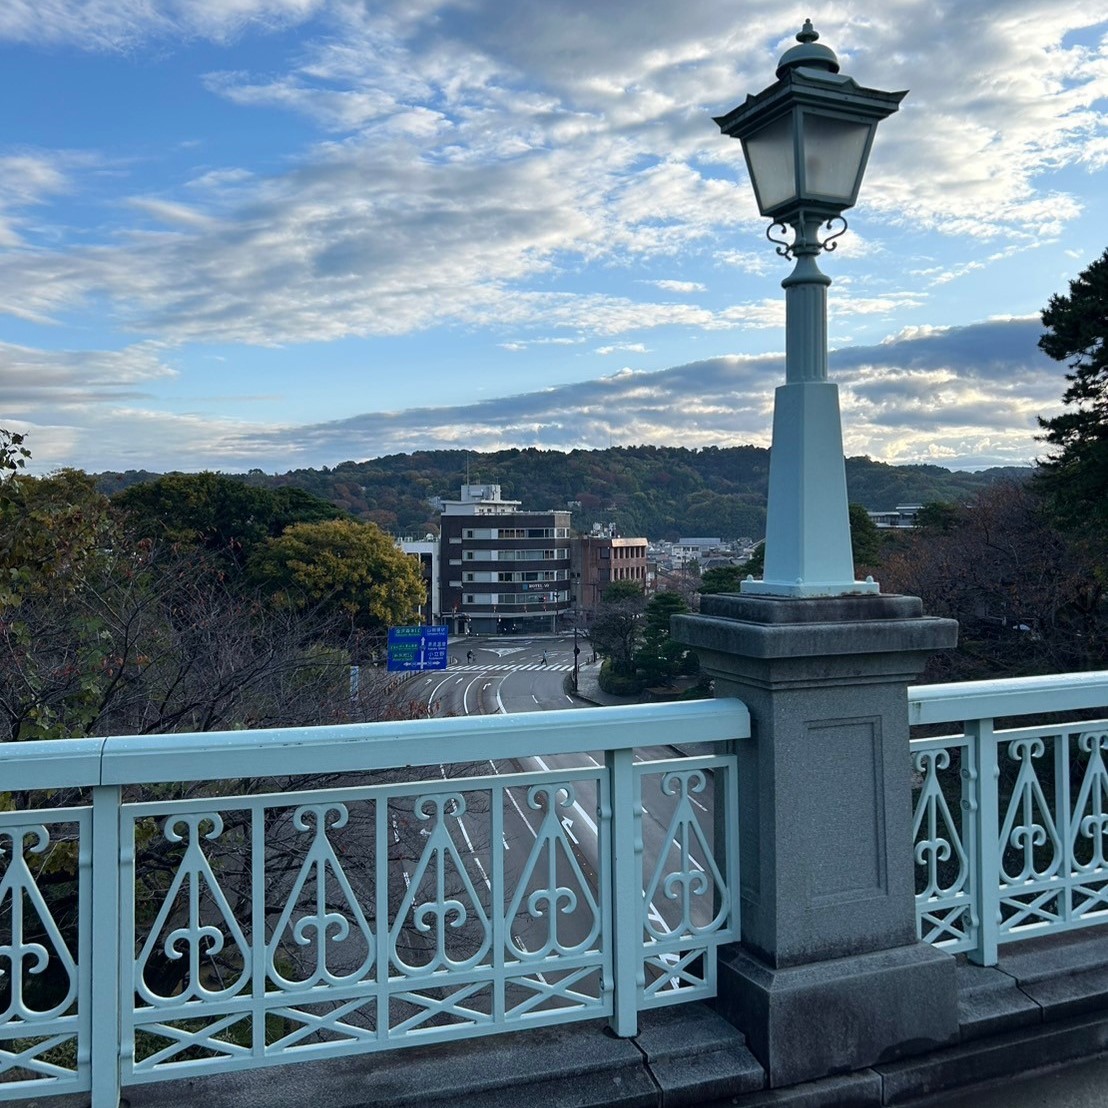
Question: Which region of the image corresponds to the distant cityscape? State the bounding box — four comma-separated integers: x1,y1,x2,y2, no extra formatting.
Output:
397,482,922,633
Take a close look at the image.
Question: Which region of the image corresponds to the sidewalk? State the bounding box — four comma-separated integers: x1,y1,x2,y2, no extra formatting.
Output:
568,655,642,708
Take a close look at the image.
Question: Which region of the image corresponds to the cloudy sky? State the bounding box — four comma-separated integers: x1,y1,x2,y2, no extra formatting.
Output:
1,1,1105,475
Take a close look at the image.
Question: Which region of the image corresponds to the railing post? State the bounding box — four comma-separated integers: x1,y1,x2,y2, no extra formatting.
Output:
606,746,639,1038
968,719,1000,966
90,784,122,1108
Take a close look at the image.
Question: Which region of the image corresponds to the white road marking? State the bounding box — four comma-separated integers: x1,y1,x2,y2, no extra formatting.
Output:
487,761,539,841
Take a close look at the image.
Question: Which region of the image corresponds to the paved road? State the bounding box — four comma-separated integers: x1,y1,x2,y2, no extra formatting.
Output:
385,634,722,970
400,635,577,715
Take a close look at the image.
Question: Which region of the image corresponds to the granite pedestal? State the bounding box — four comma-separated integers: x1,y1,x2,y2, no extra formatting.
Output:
673,593,961,1087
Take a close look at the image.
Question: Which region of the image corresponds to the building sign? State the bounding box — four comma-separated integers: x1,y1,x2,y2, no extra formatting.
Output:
387,624,449,672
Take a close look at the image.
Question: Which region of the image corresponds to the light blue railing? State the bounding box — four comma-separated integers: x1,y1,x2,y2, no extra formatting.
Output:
0,701,745,1106
910,671,1108,965
10,670,1108,1106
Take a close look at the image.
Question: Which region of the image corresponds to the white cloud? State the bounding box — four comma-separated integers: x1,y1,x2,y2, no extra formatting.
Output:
647,279,706,294
0,2,1103,478
12,318,1065,475
1,2,1103,347
0,0,325,49
595,343,648,355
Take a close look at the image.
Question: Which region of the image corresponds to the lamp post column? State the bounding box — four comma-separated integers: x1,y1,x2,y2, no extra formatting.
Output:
743,217,867,597
783,219,829,385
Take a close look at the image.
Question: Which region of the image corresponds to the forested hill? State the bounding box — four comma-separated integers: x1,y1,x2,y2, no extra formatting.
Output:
96,446,1032,542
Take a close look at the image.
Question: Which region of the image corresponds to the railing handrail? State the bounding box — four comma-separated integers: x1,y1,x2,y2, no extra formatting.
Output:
0,700,750,790
908,669,1108,726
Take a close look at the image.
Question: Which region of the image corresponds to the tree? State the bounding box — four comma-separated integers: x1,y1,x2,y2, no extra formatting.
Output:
634,591,695,687
589,582,646,682
115,472,347,572
699,564,747,595
849,503,883,570
1036,248,1108,541
880,482,1106,682
0,449,117,611
247,518,425,633
914,501,959,533
0,437,416,739
0,427,29,477
601,579,645,603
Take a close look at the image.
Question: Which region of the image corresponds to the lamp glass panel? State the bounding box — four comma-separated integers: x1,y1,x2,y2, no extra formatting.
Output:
743,113,796,215
801,114,872,205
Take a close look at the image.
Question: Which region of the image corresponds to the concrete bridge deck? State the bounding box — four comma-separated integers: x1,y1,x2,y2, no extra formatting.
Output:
28,928,1108,1108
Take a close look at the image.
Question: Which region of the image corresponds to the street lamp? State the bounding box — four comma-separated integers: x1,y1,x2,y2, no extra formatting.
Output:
716,20,906,597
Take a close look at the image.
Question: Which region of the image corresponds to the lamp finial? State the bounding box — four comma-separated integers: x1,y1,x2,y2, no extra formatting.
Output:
776,20,839,78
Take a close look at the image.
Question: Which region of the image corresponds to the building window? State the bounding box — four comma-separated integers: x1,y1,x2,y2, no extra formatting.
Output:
465,551,475,560
465,573,475,582
466,594,475,604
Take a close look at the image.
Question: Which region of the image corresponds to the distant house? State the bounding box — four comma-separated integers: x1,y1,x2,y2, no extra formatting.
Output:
674,537,724,564
868,504,923,529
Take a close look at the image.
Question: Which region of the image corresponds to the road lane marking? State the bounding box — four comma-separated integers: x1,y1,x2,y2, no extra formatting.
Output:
532,756,598,837
487,761,539,841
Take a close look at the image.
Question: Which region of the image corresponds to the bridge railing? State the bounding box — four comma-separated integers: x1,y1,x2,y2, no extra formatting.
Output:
909,670,1108,966
0,700,746,1107
11,668,1108,1106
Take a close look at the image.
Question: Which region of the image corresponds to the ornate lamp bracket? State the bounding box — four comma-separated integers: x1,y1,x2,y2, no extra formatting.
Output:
766,221,794,258
766,214,849,261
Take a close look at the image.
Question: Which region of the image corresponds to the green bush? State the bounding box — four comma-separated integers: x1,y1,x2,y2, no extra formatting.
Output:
597,658,643,696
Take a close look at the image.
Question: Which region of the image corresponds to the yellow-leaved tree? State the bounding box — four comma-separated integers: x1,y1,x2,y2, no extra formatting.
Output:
247,518,425,632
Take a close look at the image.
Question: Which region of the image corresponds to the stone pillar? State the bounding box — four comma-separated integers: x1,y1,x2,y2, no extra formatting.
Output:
673,593,961,1088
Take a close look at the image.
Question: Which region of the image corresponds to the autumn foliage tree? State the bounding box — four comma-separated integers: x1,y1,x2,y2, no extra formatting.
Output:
879,482,1106,681
0,436,421,740
115,471,347,570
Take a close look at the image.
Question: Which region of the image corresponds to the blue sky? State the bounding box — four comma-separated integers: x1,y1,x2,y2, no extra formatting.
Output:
1,1,1106,475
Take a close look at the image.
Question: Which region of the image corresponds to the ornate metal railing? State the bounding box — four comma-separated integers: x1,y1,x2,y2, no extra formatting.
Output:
0,701,745,1107
910,671,1108,965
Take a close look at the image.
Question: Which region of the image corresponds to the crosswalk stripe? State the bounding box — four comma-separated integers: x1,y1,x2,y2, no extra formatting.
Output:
451,663,573,672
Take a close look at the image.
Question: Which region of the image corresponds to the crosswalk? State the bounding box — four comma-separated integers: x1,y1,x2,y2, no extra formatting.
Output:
451,663,574,673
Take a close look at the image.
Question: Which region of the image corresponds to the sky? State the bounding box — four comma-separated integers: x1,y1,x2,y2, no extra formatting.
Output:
1,1,1106,477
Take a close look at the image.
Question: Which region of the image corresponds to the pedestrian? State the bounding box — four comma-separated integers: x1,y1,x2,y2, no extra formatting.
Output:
541,650,548,666
467,650,473,664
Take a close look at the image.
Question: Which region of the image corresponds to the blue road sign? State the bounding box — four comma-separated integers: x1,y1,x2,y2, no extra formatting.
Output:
387,624,449,672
